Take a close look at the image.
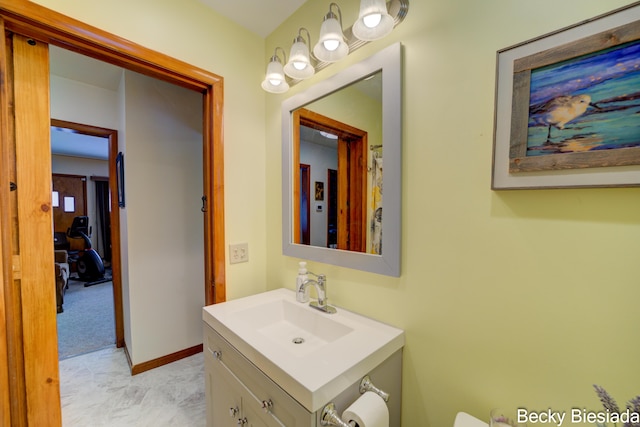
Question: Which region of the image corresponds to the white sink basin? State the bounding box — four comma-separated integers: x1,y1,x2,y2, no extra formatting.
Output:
202,288,404,412
243,299,354,357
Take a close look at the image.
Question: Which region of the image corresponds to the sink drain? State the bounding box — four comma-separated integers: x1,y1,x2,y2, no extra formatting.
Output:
292,337,305,344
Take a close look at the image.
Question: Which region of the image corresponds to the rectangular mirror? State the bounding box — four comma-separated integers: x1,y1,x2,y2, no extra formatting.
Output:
282,43,402,276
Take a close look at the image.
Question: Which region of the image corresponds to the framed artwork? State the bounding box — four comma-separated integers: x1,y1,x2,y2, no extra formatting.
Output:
315,181,324,201
492,2,640,189
116,152,125,207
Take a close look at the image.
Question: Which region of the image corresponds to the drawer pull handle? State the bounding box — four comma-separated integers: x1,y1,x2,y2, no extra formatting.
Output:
261,399,273,412
212,350,222,360
237,417,248,425
229,406,239,417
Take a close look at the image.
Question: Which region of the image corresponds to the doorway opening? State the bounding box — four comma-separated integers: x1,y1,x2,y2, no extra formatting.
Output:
50,119,121,359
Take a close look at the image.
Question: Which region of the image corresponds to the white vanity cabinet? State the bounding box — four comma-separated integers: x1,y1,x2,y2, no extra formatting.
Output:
203,289,405,427
205,325,314,426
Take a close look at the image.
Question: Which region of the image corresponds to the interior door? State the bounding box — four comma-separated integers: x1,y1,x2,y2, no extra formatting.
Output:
0,28,13,427
1,31,62,426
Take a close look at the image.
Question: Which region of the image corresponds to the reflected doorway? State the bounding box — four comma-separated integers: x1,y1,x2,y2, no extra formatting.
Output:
294,108,367,252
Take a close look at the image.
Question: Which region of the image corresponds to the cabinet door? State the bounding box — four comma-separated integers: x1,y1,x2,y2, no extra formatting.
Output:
207,354,243,427
243,400,274,427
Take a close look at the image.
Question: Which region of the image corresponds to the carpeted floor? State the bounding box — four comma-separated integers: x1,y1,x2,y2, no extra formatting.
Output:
56,276,115,360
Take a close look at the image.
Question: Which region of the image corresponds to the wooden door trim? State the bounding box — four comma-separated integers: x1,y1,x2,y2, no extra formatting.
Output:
0,18,15,427
0,1,211,92
51,119,125,349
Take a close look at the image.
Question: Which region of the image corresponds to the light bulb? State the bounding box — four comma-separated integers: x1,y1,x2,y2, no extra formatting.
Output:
284,30,315,79
323,39,340,51
269,79,281,86
352,0,394,41
363,13,382,28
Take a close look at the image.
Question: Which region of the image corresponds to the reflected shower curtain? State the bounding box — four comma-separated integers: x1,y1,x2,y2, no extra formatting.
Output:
370,148,383,254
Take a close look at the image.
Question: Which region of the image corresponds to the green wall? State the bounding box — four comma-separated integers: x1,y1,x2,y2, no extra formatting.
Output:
265,1,640,425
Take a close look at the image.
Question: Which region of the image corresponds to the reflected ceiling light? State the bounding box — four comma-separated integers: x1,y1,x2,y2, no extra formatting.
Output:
319,131,338,139
261,47,289,93
352,0,394,41
284,28,315,80
313,3,349,63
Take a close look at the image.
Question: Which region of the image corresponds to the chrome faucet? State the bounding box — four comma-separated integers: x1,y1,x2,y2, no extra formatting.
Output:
299,272,336,314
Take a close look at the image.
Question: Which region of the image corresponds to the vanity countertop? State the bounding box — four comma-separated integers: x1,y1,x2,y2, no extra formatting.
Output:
202,288,404,412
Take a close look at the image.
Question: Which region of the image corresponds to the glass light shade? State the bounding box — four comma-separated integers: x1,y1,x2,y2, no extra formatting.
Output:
313,16,349,63
352,0,394,41
261,59,289,93
284,39,315,79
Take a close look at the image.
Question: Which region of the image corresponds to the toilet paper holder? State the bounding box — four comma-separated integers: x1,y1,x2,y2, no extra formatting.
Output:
320,402,352,427
359,375,389,402
320,376,390,426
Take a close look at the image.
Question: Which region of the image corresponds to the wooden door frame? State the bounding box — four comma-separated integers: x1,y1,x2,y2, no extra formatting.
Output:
51,119,126,349
0,1,225,425
299,163,310,245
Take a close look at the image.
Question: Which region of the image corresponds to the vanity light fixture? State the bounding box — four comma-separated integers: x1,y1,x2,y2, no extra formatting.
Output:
352,0,394,41
284,28,315,80
261,47,290,93
313,3,349,63
261,0,409,93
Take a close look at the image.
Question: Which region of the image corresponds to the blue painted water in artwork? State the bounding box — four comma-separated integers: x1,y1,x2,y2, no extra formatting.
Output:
526,39,640,156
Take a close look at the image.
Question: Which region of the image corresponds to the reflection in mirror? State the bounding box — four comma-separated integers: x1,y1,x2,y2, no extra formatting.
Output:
294,71,381,254
282,43,401,276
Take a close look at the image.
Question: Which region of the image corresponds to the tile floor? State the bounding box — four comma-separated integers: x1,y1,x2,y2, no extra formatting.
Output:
59,346,206,426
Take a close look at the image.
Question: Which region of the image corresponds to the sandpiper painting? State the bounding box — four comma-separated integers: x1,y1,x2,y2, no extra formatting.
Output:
527,39,640,156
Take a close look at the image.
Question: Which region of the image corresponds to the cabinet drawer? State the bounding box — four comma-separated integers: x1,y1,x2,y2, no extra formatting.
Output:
205,325,314,427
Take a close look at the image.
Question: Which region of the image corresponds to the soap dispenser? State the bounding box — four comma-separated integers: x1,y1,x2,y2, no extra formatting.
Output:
296,261,309,303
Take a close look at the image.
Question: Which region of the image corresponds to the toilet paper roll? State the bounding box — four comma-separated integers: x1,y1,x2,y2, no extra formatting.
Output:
342,391,389,427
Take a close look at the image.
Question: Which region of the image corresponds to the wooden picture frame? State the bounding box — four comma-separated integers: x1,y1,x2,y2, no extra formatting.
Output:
492,2,640,189
116,151,125,207
314,181,324,201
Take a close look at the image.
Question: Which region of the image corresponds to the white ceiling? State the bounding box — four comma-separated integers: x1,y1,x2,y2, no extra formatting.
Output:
51,125,109,161
197,0,309,37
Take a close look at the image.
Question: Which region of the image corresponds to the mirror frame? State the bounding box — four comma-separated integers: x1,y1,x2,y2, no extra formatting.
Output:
282,42,402,276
